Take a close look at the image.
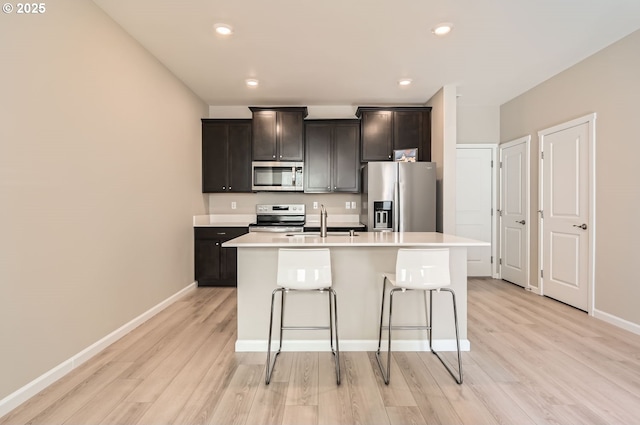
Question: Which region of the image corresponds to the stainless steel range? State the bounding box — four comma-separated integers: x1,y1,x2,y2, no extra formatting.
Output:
249,204,306,233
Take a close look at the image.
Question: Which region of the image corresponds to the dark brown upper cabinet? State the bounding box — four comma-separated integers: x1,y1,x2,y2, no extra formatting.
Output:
201,119,252,193
304,120,360,193
250,107,308,161
356,107,432,162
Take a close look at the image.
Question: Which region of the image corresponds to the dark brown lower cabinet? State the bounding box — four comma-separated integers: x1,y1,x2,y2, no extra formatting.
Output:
194,227,248,287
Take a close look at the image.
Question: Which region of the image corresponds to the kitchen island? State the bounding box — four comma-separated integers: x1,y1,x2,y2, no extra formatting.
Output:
223,232,489,352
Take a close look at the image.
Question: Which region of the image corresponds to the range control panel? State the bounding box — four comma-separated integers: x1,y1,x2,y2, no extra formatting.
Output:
256,204,305,215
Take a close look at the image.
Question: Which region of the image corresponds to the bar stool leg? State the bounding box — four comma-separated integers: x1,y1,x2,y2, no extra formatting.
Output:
328,290,334,353
428,290,433,350
376,277,387,354
386,288,397,383
330,288,341,385
375,278,390,384
265,288,285,385
429,288,463,384
376,285,400,385
279,290,286,353
428,290,433,342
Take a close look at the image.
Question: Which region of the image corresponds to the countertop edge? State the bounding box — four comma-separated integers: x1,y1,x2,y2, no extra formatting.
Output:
222,232,490,248
225,242,490,248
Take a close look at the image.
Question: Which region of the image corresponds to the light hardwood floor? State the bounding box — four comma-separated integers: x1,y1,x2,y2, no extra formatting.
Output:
3,278,640,424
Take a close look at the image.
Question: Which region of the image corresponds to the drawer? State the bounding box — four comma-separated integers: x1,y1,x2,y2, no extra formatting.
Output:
195,227,248,241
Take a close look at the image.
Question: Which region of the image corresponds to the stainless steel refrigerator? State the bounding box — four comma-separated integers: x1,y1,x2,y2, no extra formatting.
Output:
360,162,436,232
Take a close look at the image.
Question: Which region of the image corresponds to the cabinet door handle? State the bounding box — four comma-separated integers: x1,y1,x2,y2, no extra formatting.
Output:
388,154,391,159
228,187,231,191
272,155,276,158
516,220,526,225
222,186,226,190
216,232,226,235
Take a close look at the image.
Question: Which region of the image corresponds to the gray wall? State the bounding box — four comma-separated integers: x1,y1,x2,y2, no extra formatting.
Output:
427,86,458,234
501,29,640,326
457,105,500,144
0,0,207,400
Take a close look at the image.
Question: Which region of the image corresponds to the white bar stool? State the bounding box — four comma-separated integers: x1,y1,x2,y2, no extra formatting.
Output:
265,248,340,385
375,248,462,385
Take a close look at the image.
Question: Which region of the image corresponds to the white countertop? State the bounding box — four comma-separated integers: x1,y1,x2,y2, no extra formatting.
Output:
193,214,255,227
222,232,490,248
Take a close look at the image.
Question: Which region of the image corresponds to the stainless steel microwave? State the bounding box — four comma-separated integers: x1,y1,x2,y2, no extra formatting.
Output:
252,161,304,191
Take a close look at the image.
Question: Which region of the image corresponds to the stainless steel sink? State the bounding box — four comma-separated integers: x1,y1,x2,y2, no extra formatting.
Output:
285,231,359,237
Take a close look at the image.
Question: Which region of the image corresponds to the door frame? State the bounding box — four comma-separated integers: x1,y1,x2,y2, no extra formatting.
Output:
498,136,532,290
456,144,499,277
538,113,596,315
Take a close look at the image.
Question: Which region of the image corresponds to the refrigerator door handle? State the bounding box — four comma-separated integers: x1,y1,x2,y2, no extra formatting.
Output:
394,182,400,232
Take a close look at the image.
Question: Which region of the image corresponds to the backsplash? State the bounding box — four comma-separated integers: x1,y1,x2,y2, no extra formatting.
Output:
208,193,361,215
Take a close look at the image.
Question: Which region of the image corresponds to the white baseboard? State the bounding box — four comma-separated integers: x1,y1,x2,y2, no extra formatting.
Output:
593,309,640,336
235,339,471,352
0,282,197,418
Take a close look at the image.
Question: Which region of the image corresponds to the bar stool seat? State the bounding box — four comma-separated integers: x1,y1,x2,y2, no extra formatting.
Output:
376,248,463,385
265,248,340,385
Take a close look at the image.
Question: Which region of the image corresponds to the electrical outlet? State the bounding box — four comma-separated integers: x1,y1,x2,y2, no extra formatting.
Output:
313,201,318,209
345,201,351,209
351,201,357,209
231,202,237,210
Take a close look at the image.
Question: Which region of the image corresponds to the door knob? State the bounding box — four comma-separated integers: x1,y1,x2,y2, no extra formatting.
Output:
573,223,588,230
516,220,526,225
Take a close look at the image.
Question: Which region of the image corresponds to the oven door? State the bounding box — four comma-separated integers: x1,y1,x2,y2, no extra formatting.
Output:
252,162,304,191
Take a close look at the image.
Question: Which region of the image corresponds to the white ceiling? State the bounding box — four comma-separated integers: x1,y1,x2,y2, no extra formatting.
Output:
92,0,640,108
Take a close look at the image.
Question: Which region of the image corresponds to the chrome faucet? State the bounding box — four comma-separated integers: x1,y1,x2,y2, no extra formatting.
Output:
320,204,328,237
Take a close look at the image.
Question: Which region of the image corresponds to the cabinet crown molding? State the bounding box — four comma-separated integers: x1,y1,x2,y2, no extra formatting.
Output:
249,106,308,118
355,106,432,118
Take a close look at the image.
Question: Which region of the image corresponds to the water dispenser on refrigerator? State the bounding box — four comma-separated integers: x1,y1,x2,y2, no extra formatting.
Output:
373,201,393,230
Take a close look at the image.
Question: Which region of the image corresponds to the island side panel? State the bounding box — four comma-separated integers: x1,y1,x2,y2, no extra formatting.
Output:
235,246,468,351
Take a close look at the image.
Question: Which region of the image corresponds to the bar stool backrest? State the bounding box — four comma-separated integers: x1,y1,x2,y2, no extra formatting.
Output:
277,248,332,290
395,248,451,290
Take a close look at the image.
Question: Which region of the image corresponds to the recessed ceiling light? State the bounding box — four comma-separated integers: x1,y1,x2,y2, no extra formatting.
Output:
213,23,233,36
398,78,413,86
432,23,453,36
245,79,259,87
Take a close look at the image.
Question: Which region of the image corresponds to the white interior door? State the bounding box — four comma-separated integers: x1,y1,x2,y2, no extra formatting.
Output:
500,137,530,288
456,146,494,276
540,117,594,312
